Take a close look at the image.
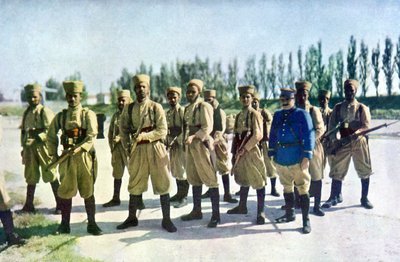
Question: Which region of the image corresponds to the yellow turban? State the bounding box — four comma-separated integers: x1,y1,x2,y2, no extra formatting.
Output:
24,83,41,94
318,89,331,98
188,79,204,92
253,92,261,101
117,89,131,98
133,74,150,87
63,81,83,94
238,85,256,96
166,86,182,96
295,81,312,92
344,79,359,89
204,89,216,98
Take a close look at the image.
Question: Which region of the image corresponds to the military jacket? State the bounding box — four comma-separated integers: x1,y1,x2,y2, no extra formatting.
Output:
108,110,122,150
166,104,185,145
183,97,213,141
21,104,54,146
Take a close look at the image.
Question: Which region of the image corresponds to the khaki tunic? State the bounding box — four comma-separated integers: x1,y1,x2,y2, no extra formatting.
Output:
21,104,57,184
166,104,186,180
232,107,266,190
258,108,278,178
210,100,230,175
47,104,98,199
184,97,218,188
320,106,333,168
328,100,372,180
108,111,128,179
120,99,171,195
304,102,325,181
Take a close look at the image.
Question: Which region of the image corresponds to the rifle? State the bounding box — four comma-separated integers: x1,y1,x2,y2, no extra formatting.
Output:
166,135,178,151
318,116,349,143
326,120,400,155
231,131,252,175
46,146,76,171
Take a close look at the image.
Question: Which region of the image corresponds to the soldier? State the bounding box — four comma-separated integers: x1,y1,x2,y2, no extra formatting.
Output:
318,90,333,171
227,85,267,225
165,86,189,208
117,74,176,233
19,84,60,214
201,89,237,204
103,90,132,208
180,79,220,228
322,79,373,210
252,92,280,197
269,88,315,234
295,81,326,217
47,81,102,235
1,117,25,246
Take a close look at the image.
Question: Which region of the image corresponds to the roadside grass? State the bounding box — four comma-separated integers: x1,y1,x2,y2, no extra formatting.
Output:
0,213,100,262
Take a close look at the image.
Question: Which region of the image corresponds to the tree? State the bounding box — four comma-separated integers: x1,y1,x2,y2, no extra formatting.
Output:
335,50,345,98
297,46,304,80
305,44,319,97
371,43,380,97
227,58,239,100
267,55,278,98
395,36,400,91
286,52,295,87
45,77,61,100
109,82,118,105
358,40,370,97
258,53,268,99
277,53,285,89
347,35,357,79
382,37,395,96
243,56,258,88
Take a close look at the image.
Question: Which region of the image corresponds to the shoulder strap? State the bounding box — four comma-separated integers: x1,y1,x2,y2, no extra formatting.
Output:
128,102,135,130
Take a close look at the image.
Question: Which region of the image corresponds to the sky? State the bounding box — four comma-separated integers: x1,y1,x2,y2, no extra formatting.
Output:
1,0,400,100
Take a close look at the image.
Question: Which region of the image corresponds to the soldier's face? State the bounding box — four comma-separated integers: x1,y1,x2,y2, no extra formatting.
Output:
66,92,81,108
27,91,41,107
345,84,356,101
167,92,180,107
205,96,215,104
280,96,294,109
118,96,129,111
295,89,309,107
318,96,329,108
135,83,149,102
240,93,252,107
252,99,259,110
186,85,199,103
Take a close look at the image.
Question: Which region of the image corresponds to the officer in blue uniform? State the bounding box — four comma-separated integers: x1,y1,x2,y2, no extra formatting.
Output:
269,88,315,234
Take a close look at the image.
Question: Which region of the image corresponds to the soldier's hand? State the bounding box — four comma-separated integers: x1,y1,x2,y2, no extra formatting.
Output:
25,138,35,146
185,135,195,145
136,133,144,142
113,135,121,143
73,147,82,155
300,158,310,170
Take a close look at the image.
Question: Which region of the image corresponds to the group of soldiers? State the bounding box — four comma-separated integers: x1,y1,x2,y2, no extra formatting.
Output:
0,74,375,246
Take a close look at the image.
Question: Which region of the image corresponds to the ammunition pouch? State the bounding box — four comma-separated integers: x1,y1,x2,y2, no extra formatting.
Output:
188,125,201,136
61,128,87,149
23,128,45,140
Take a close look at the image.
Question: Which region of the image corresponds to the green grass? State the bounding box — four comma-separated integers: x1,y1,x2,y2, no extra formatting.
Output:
0,105,25,116
0,214,100,261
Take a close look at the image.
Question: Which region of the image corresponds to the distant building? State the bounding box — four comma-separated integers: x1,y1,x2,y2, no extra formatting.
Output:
87,92,111,105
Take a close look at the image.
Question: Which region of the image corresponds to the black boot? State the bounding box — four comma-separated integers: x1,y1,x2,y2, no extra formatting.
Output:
361,178,373,209
50,180,61,214
181,185,203,221
201,189,210,199
300,194,311,234
170,180,181,202
227,186,249,214
322,179,340,208
276,192,296,223
85,196,102,236
222,174,238,203
160,194,177,232
312,180,325,216
281,187,300,210
19,184,36,213
256,187,266,225
117,194,139,229
337,180,343,203
137,194,146,210
103,179,122,207
270,177,280,197
174,180,189,208
0,210,25,246
207,188,220,228
56,198,72,234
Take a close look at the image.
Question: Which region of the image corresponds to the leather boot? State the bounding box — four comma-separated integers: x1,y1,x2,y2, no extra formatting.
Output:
173,180,189,208
337,180,343,203
207,188,220,228
19,184,36,213
312,180,325,216
322,179,340,208
270,177,280,197
181,186,203,221
276,192,296,223
256,187,266,225
160,194,177,232
227,186,249,214
103,179,122,207
300,194,311,234
50,180,61,214
85,195,102,235
294,187,301,209
56,198,72,234
222,174,238,203
0,210,25,246
361,178,373,209
137,194,146,210
117,194,139,229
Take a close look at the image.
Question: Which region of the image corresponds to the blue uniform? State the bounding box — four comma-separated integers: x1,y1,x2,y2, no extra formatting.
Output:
269,107,315,165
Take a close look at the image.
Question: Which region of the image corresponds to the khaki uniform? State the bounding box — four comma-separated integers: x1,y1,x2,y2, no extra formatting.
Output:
21,104,57,184
275,164,311,195
210,99,230,175
232,107,266,189
305,102,325,181
258,108,278,178
47,105,98,199
108,111,128,179
328,100,372,180
166,104,186,180
119,99,171,195
320,106,333,168
184,97,218,188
